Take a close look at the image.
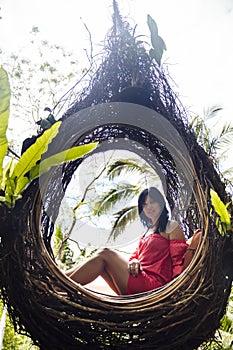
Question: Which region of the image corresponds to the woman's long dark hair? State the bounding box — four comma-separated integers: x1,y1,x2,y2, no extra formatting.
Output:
138,187,169,232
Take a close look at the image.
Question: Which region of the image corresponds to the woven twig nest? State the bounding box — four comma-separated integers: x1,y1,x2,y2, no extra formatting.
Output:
0,4,232,350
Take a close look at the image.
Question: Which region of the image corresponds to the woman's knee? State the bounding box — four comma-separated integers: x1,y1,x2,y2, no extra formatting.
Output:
97,248,117,261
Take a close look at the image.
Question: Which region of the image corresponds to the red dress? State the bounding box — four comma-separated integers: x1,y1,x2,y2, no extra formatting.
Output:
127,234,188,295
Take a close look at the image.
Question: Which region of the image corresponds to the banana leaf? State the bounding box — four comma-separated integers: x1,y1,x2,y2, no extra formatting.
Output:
30,142,98,180
0,66,11,182
0,158,16,191
210,189,231,230
15,142,98,195
11,122,61,196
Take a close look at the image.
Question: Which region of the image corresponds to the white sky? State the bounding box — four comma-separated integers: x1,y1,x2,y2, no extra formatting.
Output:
0,0,233,161
1,0,233,115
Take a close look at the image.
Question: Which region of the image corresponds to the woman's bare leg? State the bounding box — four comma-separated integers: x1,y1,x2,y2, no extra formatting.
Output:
66,248,129,295
100,270,121,295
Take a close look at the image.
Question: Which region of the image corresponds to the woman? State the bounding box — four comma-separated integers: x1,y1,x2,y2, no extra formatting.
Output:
65,187,188,295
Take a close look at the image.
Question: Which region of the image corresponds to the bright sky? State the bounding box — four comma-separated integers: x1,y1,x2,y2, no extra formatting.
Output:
1,0,233,115
1,0,233,161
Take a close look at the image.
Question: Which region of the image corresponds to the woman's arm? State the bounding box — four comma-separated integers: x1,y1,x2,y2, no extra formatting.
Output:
167,220,188,278
166,220,186,240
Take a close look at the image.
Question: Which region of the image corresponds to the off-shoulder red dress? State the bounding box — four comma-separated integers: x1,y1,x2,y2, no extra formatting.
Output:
127,233,188,295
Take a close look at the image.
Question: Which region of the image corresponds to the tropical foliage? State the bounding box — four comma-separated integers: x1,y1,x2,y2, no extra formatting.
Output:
93,158,158,240
198,290,233,349
0,64,99,347
0,65,98,208
147,14,166,65
0,26,82,153
210,188,232,236
189,106,233,178
57,154,160,251
0,298,39,350
0,64,10,182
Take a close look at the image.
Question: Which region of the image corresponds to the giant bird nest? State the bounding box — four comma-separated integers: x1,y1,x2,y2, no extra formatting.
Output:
0,4,232,350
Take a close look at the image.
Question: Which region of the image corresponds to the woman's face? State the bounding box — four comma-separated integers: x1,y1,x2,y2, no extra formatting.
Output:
142,195,161,224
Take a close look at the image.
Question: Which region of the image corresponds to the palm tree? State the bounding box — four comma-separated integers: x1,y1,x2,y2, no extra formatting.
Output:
189,105,233,178
93,158,160,240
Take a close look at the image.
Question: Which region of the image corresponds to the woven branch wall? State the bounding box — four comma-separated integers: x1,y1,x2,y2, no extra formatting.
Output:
0,4,232,350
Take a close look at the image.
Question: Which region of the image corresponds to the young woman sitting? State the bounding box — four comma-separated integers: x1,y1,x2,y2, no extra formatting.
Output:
65,187,188,295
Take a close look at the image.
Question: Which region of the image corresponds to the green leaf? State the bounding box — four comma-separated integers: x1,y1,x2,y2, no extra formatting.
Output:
109,205,138,241
210,189,231,230
107,159,146,180
94,184,138,216
147,14,158,43
12,121,61,195
29,142,98,181
0,158,17,191
147,14,166,65
13,175,29,196
2,159,20,204
0,66,11,183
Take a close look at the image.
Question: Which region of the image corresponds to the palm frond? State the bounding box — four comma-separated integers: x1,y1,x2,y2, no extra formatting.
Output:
190,107,233,164
94,184,139,216
203,105,223,120
107,159,149,180
214,124,233,149
108,205,138,241
189,115,208,144
222,167,233,181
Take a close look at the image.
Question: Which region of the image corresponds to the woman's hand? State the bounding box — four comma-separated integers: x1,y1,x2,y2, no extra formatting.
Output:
128,259,141,277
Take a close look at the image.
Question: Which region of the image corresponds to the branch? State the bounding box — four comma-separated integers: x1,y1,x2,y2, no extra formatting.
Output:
51,19,95,118
7,147,20,159
55,152,116,259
